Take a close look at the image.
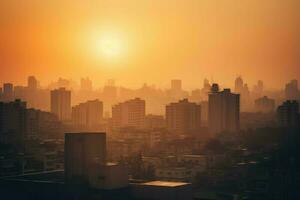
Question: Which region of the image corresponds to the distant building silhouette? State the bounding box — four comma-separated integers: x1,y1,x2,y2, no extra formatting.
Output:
277,100,299,127
285,80,300,100
72,99,103,129
102,81,117,105
166,99,201,134
208,88,240,134
210,83,220,93
234,76,244,94
252,80,264,99
13,86,26,100
112,98,145,129
167,79,188,101
27,76,38,90
234,76,250,111
80,77,93,91
254,96,275,113
2,83,14,102
171,79,182,91
50,88,71,121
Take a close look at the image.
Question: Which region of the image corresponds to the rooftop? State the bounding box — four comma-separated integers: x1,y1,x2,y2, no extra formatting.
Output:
140,181,190,187
65,132,106,136
1,170,64,183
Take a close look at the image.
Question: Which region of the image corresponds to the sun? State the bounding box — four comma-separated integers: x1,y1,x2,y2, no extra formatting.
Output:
97,35,122,58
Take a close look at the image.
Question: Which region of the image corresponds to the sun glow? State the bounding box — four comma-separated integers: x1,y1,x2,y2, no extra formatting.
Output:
95,33,124,59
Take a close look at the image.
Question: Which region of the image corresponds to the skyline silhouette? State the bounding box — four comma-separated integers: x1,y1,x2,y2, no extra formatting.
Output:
1,0,300,88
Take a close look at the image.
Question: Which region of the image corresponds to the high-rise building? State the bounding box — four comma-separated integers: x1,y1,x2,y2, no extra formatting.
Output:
277,100,299,127
102,79,117,111
252,80,264,100
80,77,93,91
168,79,188,101
210,83,219,93
50,88,71,121
208,88,240,134
200,79,211,101
0,99,27,150
65,132,128,189
166,99,201,134
2,83,14,102
27,76,38,90
13,86,26,100
234,76,251,111
171,79,182,91
72,99,103,128
200,101,208,123
254,96,275,113
285,80,299,100
234,76,244,94
65,132,106,184
256,80,264,94
112,98,145,129
25,108,60,140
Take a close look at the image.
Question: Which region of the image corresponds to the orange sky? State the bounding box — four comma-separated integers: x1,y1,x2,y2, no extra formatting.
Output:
0,0,300,89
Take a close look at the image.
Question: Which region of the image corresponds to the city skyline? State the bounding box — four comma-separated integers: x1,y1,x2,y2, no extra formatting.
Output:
1,0,300,88
1,1,300,199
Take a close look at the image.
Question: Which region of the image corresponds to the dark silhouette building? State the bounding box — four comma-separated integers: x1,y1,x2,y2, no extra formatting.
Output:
254,96,275,113
277,100,299,127
208,88,240,134
0,99,27,151
285,80,300,100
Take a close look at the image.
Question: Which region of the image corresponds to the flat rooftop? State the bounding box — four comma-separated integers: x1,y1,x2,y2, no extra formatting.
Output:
0,170,64,183
65,132,106,136
140,181,190,187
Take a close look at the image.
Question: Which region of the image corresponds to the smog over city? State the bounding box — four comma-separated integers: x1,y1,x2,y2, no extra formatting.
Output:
0,1,300,200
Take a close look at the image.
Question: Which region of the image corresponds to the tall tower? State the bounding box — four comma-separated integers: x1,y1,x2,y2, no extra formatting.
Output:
234,76,243,94
50,88,71,121
2,83,14,102
208,88,240,134
27,76,38,90
285,80,299,100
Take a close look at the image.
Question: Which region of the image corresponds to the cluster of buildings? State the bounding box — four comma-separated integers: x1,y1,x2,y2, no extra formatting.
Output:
1,132,193,200
1,76,300,199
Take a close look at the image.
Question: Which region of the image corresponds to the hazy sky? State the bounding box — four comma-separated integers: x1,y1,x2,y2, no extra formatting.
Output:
0,0,300,89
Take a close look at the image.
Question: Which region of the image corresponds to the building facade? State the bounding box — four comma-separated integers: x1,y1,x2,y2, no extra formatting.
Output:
208,88,240,134
112,98,145,129
254,96,275,113
166,99,201,134
50,88,71,121
277,100,299,127
72,99,103,129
